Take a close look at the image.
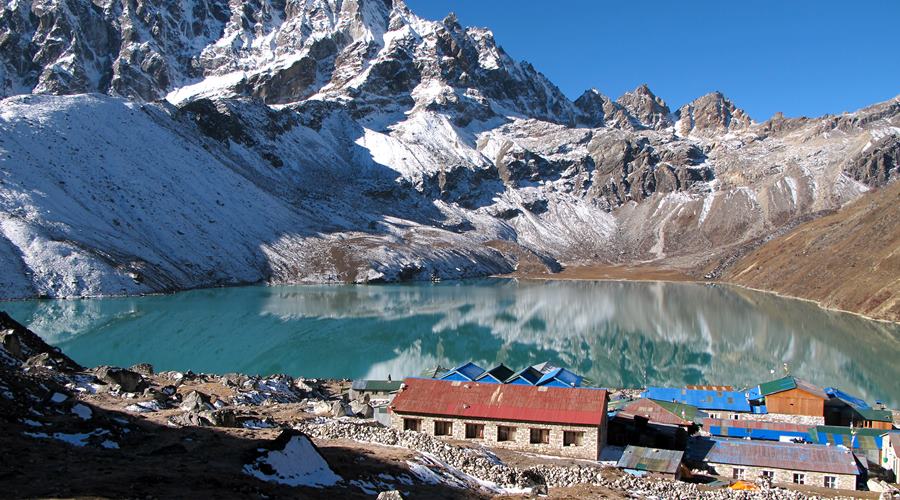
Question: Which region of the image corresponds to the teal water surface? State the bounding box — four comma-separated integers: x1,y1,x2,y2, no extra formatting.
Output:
4,279,899,406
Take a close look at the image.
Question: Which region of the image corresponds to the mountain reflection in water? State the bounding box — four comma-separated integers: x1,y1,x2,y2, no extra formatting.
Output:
4,279,899,406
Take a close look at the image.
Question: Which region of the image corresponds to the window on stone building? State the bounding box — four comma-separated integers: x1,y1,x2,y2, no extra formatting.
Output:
761,470,774,481
708,412,719,419
403,418,421,432
563,431,584,447
823,476,836,489
497,426,516,442
434,420,452,436
731,414,740,420
465,423,484,439
732,468,745,479
530,428,550,444
792,473,805,485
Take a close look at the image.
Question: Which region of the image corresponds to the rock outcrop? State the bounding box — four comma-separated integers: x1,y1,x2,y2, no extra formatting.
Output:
675,91,753,136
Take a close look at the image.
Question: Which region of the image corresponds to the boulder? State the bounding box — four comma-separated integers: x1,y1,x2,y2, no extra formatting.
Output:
331,400,353,417
129,363,155,376
0,330,24,360
94,366,146,392
198,408,237,427
179,390,213,412
350,400,374,418
311,401,332,416
221,373,249,387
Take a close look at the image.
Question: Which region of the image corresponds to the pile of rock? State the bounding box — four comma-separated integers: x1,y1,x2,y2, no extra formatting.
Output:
296,420,840,499
295,419,601,490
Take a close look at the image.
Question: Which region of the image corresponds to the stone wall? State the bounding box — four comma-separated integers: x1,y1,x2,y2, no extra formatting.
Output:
390,412,602,460
739,413,825,426
702,411,748,420
706,462,856,491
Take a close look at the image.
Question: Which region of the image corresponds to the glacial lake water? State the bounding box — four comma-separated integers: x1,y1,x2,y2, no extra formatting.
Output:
3,279,899,406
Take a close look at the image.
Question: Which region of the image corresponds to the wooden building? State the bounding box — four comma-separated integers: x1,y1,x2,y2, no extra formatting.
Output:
389,378,608,460
750,377,828,419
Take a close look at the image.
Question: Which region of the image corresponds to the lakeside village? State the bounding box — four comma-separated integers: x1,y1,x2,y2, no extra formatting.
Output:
2,310,899,498
366,361,900,494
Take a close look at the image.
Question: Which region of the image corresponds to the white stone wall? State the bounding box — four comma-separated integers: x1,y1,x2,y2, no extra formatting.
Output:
739,413,825,426
706,463,856,491
883,434,899,481
390,412,602,460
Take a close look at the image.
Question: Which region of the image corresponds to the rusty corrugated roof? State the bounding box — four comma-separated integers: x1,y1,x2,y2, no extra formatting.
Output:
390,378,608,426
686,385,734,391
619,399,700,426
617,445,684,474
687,437,859,475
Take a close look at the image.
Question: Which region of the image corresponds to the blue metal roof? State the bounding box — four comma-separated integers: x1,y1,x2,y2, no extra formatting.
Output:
641,387,751,412
825,387,870,409
506,366,543,385
706,425,809,442
536,367,583,388
439,362,485,382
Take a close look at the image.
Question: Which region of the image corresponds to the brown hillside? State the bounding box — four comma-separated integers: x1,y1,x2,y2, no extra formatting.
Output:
723,181,900,322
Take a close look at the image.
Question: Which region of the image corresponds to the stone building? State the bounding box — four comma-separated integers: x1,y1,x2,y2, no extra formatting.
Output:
882,432,900,482
687,437,861,491
389,378,608,460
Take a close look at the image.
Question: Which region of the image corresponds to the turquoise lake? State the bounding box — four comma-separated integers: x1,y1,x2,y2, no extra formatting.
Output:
3,279,899,406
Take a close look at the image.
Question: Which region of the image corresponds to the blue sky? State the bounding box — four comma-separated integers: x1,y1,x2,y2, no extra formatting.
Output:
405,0,900,121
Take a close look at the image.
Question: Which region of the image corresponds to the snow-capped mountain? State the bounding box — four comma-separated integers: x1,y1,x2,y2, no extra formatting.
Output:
0,0,898,299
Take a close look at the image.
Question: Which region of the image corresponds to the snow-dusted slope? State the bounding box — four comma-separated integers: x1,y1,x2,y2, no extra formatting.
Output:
0,0,898,299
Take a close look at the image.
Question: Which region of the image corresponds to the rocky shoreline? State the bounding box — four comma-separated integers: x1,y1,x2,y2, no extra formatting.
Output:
0,312,884,499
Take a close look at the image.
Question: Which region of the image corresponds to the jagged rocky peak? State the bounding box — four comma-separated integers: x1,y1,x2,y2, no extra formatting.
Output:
615,83,672,130
574,89,626,128
675,91,752,136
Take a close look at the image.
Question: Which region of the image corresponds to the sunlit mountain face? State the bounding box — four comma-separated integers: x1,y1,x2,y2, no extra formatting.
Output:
6,280,898,406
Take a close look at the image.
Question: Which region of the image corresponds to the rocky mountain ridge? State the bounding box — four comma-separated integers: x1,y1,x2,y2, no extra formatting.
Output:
1,0,898,310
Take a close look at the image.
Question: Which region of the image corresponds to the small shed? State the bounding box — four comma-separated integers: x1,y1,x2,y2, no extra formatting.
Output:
350,380,403,401
616,445,684,479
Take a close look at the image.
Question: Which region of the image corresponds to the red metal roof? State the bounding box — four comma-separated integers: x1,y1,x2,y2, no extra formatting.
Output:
619,399,695,427
390,378,608,426
703,418,810,433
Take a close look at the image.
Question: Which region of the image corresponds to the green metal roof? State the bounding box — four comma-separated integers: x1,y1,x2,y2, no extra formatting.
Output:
351,380,403,393
757,376,797,396
653,400,702,423
808,426,886,451
756,376,827,399
856,408,893,423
